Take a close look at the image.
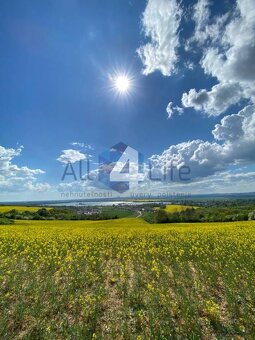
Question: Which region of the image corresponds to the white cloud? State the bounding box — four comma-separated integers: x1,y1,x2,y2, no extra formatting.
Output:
0,145,23,172
138,169,255,195
0,145,44,178
137,0,254,118
166,101,184,118
150,104,255,180
199,0,255,106
184,61,195,70
186,0,229,48
166,0,255,116
149,139,224,180
0,145,49,194
24,182,51,192
181,82,244,116
137,0,182,76
183,170,255,194
70,142,94,150
57,149,86,164
212,104,255,162
191,0,211,43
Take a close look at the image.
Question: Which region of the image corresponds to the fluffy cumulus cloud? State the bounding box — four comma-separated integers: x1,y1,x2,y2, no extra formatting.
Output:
182,83,244,116
201,0,255,86
0,145,49,193
137,0,182,76
212,105,255,163
187,0,255,116
149,104,255,181
151,0,255,117
149,139,224,180
57,149,86,164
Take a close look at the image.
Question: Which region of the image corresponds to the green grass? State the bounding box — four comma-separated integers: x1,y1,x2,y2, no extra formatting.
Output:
0,218,254,338
101,206,134,219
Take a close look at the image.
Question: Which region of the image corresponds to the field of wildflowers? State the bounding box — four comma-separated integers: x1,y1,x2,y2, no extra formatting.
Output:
0,218,254,338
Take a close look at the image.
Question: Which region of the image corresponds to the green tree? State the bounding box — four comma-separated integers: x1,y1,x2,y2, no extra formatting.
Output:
155,209,169,223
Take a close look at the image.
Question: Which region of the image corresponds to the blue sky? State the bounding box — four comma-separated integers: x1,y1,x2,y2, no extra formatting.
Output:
0,0,255,201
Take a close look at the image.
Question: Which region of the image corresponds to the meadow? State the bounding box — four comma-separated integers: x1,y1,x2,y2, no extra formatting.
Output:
0,218,254,338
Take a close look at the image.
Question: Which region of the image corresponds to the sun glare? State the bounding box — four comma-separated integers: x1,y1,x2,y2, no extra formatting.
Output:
113,74,131,94
107,70,135,98
115,75,130,92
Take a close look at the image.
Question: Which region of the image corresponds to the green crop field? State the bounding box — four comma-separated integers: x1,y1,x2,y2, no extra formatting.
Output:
0,218,254,338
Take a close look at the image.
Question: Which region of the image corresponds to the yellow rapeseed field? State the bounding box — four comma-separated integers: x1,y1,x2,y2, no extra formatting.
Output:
164,204,194,213
0,218,254,338
0,205,51,213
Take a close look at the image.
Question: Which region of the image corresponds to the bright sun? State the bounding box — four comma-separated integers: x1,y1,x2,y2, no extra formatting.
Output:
114,75,131,94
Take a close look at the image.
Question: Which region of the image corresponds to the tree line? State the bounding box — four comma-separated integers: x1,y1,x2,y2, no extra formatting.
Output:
144,205,255,223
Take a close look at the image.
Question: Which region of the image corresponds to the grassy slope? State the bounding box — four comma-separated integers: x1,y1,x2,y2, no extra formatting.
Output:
0,218,254,338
